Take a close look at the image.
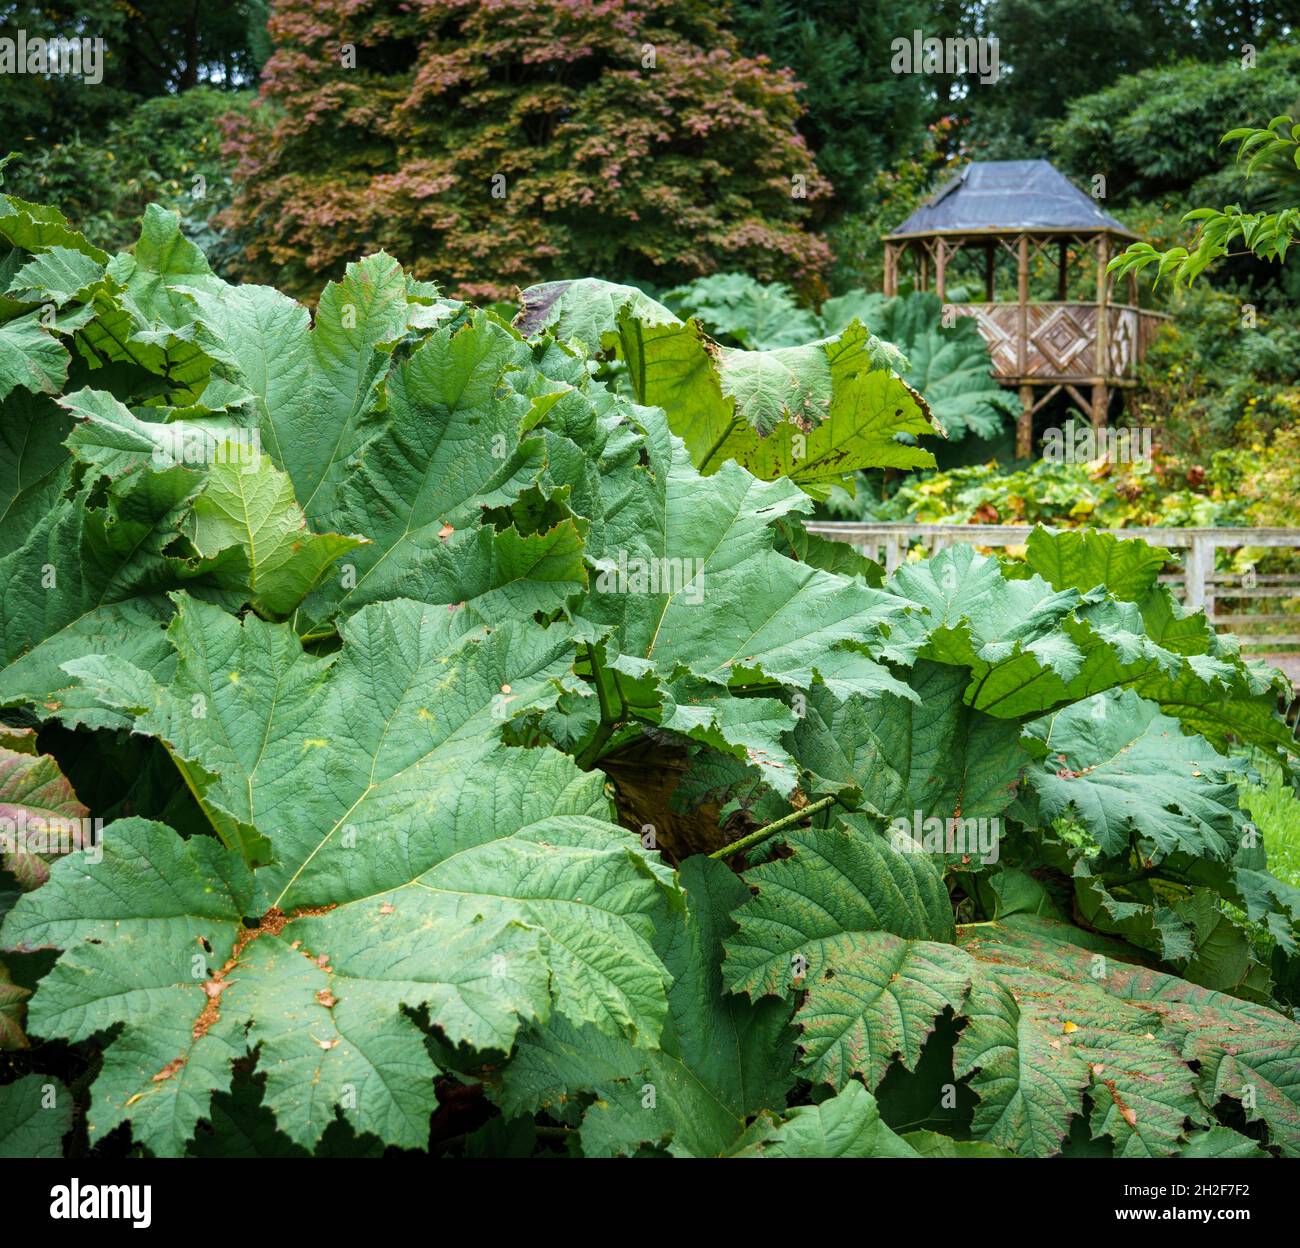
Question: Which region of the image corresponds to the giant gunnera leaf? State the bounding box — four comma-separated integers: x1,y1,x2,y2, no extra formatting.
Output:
821,291,1018,441
731,911,1300,1157
492,855,796,1157
723,815,961,1089
2,594,681,1156
0,1074,71,1157
516,277,941,496
882,538,1293,755
1023,690,1244,861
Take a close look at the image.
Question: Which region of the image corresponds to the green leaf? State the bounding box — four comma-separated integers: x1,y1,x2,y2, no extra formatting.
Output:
184,253,426,526
383,521,588,628
1025,525,1171,603
658,682,800,798
186,1068,381,1157
575,409,909,696
884,542,1293,754
823,292,1018,441
0,194,108,262
660,273,820,349
781,925,970,1091
0,474,203,723
771,518,884,584
0,309,68,400
303,312,547,619
515,277,677,349
518,278,939,497
901,1129,1016,1157
501,856,796,1158
24,595,681,1152
6,245,106,307
1179,1126,1269,1158
62,593,570,870
732,1080,919,1157
1024,691,1242,860
790,660,1027,834
0,1074,71,1157
187,447,367,618
955,947,1200,1158
59,385,257,477
959,917,1300,1156
0,390,72,559
3,757,675,1156
107,204,225,328
723,817,959,1087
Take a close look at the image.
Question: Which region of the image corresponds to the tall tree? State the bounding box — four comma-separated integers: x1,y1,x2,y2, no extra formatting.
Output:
964,0,1296,156
0,0,261,142
221,0,831,301
728,0,933,219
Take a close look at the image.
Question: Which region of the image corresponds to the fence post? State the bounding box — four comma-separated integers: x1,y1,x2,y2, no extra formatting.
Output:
1185,536,1212,614
885,535,906,575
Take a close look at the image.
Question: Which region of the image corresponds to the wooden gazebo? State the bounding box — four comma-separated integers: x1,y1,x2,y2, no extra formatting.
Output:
883,160,1169,457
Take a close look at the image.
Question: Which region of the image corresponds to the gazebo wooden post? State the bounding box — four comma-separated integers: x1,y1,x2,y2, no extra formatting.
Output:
1017,385,1034,458
935,239,947,301
1057,240,1068,300
984,244,995,301
1092,234,1111,430
1016,233,1032,458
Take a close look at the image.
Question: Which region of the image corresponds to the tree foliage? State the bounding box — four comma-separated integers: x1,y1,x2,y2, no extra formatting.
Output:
1051,44,1300,208
727,0,931,219
1111,116,1300,288
220,0,830,302
0,0,263,143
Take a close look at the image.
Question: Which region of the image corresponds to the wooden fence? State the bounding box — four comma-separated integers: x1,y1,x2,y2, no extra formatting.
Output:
805,523,1300,652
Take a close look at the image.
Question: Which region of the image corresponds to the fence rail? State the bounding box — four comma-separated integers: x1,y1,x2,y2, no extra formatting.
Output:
805,523,1300,651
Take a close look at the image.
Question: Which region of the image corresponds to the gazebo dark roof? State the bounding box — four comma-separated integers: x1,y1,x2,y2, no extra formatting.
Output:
887,160,1136,238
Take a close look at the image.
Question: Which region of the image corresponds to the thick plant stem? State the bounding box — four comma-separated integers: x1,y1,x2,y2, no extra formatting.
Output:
708,794,838,861
575,643,622,770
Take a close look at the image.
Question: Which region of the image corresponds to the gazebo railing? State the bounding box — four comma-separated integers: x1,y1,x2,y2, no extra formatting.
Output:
805,523,1300,651
945,300,1170,383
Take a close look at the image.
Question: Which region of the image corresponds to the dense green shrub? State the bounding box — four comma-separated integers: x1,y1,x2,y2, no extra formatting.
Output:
5,87,254,266
1050,45,1300,208
1134,286,1300,458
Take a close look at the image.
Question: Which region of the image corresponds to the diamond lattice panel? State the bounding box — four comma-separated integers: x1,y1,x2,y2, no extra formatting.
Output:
952,304,1019,377
1031,306,1092,373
